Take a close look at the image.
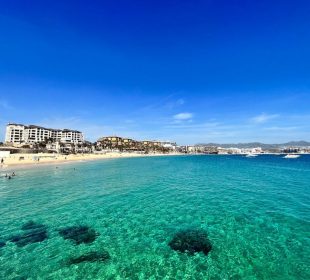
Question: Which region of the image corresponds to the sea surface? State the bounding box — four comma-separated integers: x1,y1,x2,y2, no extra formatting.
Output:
0,155,309,280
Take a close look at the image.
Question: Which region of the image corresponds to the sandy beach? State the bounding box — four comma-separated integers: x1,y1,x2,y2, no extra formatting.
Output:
0,152,181,170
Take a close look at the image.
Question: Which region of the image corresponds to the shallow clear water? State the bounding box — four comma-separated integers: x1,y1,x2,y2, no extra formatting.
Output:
0,155,309,279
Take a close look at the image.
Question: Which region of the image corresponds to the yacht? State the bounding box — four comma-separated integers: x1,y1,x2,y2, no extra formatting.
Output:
283,154,300,159
246,153,258,157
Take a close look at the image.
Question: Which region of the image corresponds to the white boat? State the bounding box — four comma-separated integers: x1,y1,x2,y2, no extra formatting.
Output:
246,153,258,157
283,154,300,159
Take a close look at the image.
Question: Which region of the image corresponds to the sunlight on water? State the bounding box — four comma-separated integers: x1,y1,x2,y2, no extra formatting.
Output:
0,155,309,279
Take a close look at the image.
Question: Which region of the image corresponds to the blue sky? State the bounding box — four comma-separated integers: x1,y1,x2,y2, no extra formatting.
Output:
0,0,310,144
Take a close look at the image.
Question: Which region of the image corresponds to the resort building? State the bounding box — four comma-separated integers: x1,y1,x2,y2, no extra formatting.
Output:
24,125,53,143
5,123,25,144
5,123,84,145
60,129,84,144
160,141,177,150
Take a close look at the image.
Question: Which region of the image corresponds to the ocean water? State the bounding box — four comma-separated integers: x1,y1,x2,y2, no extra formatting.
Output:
0,155,309,280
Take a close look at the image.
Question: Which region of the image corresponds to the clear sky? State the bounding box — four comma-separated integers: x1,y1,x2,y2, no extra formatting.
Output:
0,1,310,144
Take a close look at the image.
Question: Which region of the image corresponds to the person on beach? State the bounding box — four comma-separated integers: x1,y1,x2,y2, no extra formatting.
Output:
12,172,15,176
1,158,3,164
8,176,11,180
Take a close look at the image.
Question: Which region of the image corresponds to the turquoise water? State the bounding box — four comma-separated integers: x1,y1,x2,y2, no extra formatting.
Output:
0,155,309,279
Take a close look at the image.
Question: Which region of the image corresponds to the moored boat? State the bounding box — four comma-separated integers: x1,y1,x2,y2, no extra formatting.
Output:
246,153,258,157
283,154,300,159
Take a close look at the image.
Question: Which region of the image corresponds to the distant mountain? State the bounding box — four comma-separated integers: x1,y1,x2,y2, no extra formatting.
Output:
196,141,310,149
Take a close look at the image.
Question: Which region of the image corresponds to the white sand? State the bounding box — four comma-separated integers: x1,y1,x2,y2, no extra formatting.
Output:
0,152,181,170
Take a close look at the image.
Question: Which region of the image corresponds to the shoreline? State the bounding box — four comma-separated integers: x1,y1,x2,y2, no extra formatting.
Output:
1,152,308,172
0,152,182,171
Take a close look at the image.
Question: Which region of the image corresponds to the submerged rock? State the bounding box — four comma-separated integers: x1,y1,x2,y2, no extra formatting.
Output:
58,226,98,245
7,221,48,247
9,227,48,247
12,277,28,280
0,240,6,248
21,221,46,231
68,250,110,265
168,229,212,255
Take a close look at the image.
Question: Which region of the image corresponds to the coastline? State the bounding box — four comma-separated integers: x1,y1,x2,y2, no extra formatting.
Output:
0,152,182,171
1,152,308,171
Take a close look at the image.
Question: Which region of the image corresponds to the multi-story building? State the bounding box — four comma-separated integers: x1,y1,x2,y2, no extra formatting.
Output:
5,123,84,145
24,125,52,143
5,123,25,144
60,129,84,143
160,141,177,150
51,129,62,142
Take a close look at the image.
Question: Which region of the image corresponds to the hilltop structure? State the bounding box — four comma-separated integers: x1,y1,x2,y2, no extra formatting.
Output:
96,136,177,153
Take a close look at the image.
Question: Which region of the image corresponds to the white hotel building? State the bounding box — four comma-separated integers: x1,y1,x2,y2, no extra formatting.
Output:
5,123,84,145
